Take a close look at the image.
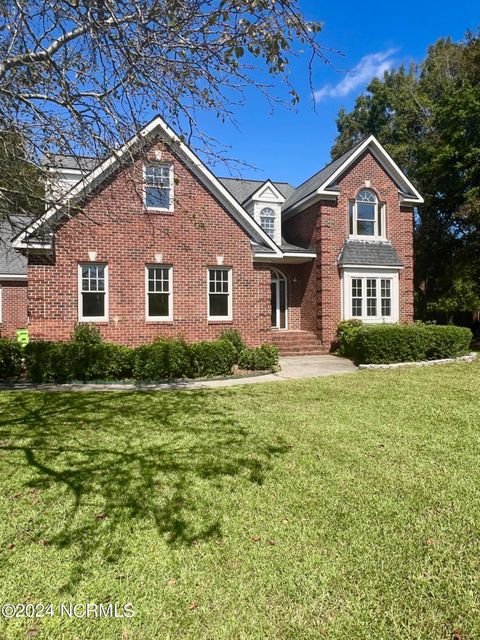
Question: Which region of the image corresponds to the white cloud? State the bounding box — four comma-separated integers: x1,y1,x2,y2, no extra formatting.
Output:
314,49,398,102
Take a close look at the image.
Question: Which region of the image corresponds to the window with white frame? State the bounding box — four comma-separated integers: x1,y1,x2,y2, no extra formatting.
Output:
208,268,232,320
146,266,172,320
144,164,173,210
345,272,397,322
79,264,108,321
349,189,385,238
260,207,276,239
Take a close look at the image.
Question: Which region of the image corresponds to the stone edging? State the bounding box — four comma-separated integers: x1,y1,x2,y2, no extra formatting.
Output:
358,352,477,370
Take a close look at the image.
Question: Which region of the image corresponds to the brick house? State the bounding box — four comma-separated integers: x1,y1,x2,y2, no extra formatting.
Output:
3,116,423,353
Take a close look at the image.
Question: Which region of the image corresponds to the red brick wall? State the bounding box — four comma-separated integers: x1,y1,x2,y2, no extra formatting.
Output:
0,280,28,338
27,141,271,346
279,262,317,332
284,150,414,347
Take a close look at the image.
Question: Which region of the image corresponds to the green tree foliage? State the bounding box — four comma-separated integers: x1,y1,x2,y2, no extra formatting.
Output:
332,30,480,320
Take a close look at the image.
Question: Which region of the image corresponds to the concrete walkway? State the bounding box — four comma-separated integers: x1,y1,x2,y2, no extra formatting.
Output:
0,355,358,392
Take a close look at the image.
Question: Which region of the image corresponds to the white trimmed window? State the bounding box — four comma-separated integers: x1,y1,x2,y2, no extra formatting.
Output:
208,268,232,320
146,266,173,320
260,207,276,239
343,270,398,323
79,264,108,322
144,164,174,211
349,189,385,238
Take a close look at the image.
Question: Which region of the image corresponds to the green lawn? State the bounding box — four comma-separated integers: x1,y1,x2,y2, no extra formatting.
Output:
0,362,479,640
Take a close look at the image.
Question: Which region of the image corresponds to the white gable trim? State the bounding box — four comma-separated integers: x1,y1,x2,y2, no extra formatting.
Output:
317,135,424,203
243,180,285,205
13,116,282,256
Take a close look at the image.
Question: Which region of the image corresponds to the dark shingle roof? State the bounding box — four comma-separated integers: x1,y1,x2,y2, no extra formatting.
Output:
0,217,31,275
282,139,367,212
219,178,295,204
338,240,403,267
42,155,98,172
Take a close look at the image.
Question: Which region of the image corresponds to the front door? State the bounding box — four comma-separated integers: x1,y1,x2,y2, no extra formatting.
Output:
271,269,287,329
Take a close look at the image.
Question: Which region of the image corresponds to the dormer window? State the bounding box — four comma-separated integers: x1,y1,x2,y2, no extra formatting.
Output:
144,164,174,211
349,189,384,238
260,207,275,239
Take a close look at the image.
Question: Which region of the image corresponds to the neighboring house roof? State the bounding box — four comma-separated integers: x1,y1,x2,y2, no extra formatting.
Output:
14,115,283,257
219,178,295,204
282,140,366,212
0,216,31,276
337,240,404,267
42,155,99,172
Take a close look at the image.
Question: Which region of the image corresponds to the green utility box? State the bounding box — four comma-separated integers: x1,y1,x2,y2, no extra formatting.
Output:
16,328,29,347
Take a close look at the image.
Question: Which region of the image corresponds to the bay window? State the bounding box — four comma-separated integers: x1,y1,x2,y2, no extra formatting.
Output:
344,270,398,322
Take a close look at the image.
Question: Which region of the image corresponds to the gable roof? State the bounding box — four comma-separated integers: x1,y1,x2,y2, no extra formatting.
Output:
219,178,295,205
282,139,366,212
283,135,423,216
0,216,31,276
14,116,282,256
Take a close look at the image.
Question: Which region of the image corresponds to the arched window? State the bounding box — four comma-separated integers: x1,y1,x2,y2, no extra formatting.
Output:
349,189,384,238
260,207,276,238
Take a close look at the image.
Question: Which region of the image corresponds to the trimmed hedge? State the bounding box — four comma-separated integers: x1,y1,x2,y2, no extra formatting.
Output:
238,344,279,372
22,327,265,382
190,339,237,377
24,341,134,382
352,323,472,365
0,339,23,380
133,339,192,380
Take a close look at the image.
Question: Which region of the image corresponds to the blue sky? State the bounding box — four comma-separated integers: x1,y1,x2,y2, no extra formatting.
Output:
201,0,479,186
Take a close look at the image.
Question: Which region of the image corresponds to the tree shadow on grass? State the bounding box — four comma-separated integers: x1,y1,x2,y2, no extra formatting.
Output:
0,390,289,592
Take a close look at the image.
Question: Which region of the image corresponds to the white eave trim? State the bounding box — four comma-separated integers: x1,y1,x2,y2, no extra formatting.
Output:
0,274,28,280
13,116,282,257
317,135,424,204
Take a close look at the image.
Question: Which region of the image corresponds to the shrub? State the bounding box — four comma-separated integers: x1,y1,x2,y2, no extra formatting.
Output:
25,340,134,382
335,319,363,358
238,344,280,372
354,323,472,365
219,329,246,359
84,343,134,381
0,339,23,380
423,324,473,359
24,341,71,382
190,339,237,377
133,339,191,381
71,323,102,345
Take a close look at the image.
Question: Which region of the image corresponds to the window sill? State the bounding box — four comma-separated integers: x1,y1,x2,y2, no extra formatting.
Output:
144,207,174,214
348,235,387,242
208,319,233,324
79,319,109,324
146,319,174,324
